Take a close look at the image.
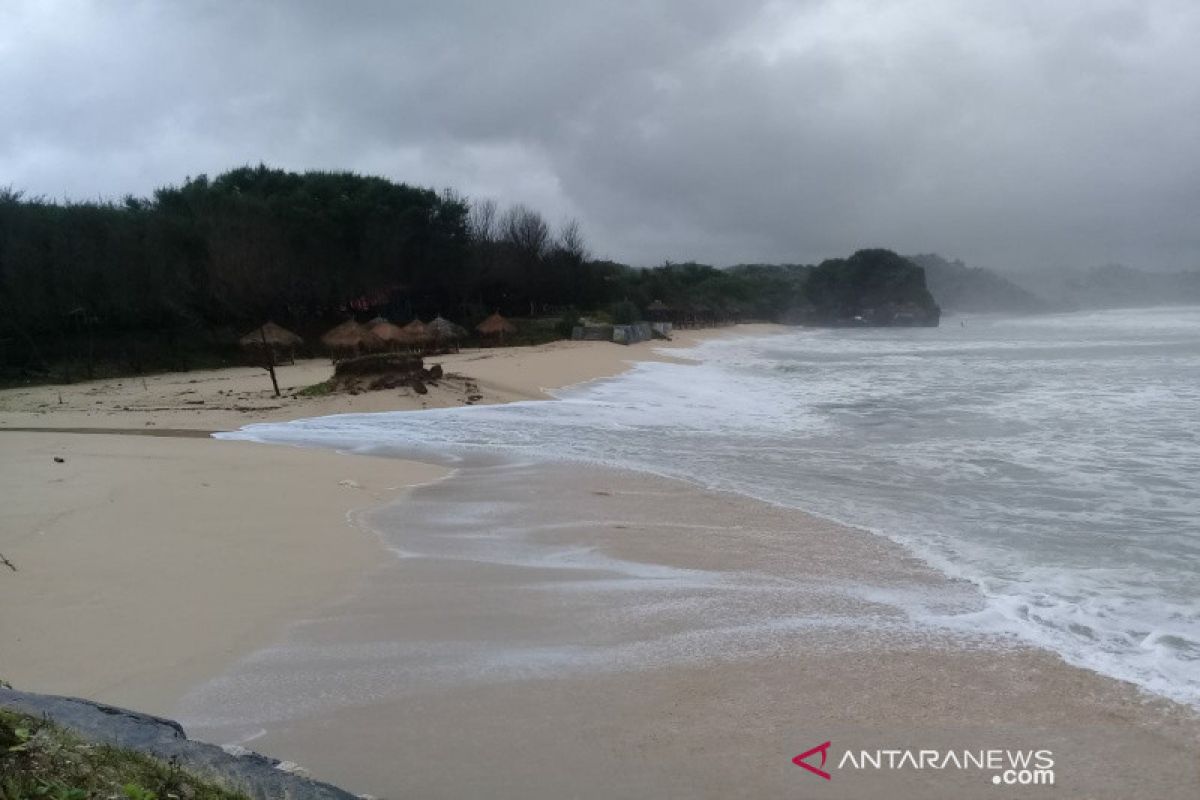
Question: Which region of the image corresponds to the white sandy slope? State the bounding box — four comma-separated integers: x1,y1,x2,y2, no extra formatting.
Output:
0,327,773,714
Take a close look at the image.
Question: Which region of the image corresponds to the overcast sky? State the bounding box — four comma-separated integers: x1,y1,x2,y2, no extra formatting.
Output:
3,1,1198,271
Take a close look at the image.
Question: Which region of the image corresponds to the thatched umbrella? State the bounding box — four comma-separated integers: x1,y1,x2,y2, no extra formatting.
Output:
239,321,303,365
427,315,468,353
401,319,430,338
475,311,516,343
321,320,383,359
367,317,410,351
393,319,432,352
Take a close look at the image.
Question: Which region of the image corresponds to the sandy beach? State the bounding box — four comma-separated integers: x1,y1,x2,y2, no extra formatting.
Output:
0,327,745,433
178,460,1200,799
0,326,758,711
2,323,1199,799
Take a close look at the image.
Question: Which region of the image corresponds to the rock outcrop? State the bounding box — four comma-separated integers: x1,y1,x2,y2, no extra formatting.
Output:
796,248,941,327
329,352,443,393
907,252,1046,313
0,688,359,800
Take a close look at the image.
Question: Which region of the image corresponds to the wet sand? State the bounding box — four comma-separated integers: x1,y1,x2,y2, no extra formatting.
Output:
180,461,1200,799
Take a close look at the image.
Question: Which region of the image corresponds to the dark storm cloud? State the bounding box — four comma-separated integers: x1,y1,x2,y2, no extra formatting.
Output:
2,1,1198,269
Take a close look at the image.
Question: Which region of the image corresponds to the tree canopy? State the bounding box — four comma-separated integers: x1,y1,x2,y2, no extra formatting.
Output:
0,165,941,381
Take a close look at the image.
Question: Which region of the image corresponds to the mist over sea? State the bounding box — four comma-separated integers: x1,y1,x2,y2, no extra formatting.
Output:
226,306,1200,707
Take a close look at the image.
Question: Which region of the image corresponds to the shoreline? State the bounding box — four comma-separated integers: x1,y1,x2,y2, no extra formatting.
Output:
184,458,1200,799
0,325,777,715
4,323,1199,798
0,325,768,434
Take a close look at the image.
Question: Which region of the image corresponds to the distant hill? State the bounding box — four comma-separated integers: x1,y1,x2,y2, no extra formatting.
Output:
1001,264,1200,310
797,249,941,326
907,253,1046,313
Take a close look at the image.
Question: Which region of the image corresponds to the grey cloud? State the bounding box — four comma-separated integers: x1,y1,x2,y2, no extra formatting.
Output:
2,0,1198,270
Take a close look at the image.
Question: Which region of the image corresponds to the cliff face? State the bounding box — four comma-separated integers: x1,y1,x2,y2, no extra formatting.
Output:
798,249,941,327
908,253,1046,313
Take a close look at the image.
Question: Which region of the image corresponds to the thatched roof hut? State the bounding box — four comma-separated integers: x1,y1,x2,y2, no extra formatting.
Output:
475,311,516,338
321,319,383,358
239,322,303,365
645,299,672,323
427,315,468,352
395,319,432,347
401,319,430,338
428,316,467,341
240,321,302,348
367,317,410,349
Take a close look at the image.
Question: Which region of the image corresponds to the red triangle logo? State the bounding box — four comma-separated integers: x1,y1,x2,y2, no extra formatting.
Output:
793,741,832,780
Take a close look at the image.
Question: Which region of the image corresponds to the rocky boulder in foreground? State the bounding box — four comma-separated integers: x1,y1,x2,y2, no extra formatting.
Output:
0,688,359,800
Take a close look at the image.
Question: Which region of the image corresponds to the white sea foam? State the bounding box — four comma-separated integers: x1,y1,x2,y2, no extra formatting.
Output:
218,306,1200,707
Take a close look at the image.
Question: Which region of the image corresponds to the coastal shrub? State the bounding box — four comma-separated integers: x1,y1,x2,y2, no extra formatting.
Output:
295,380,335,397
555,310,582,339
0,709,246,800
609,300,640,325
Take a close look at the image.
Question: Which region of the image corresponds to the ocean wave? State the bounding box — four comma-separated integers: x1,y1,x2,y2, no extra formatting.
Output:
220,306,1200,707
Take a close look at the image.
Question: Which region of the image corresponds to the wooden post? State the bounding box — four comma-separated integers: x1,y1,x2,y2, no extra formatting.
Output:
259,326,280,397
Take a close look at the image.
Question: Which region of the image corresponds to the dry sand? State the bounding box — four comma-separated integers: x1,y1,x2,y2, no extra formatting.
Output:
0,326,756,433
0,431,449,714
3,322,1199,798
0,326,766,714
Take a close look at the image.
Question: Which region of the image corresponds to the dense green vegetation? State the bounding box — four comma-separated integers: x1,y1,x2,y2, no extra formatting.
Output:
0,165,940,384
801,249,940,325
0,708,245,800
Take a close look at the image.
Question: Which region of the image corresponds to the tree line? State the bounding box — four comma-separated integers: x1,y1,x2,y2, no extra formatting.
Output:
0,164,932,382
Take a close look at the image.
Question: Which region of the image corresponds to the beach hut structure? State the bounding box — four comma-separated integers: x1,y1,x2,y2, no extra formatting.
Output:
239,321,303,365
396,319,434,353
367,317,410,351
321,319,383,360
427,315,468,353
645,300,672,323
688,303,715,328
475,311,516,344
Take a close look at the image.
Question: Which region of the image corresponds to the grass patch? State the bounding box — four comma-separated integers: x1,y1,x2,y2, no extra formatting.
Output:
294,380,335,397
0,708,246,800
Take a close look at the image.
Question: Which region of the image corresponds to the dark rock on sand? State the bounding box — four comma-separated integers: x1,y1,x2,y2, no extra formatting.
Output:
0,688,359,800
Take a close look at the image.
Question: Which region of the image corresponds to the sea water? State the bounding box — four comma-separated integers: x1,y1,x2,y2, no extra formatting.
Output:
221,306,1200,707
